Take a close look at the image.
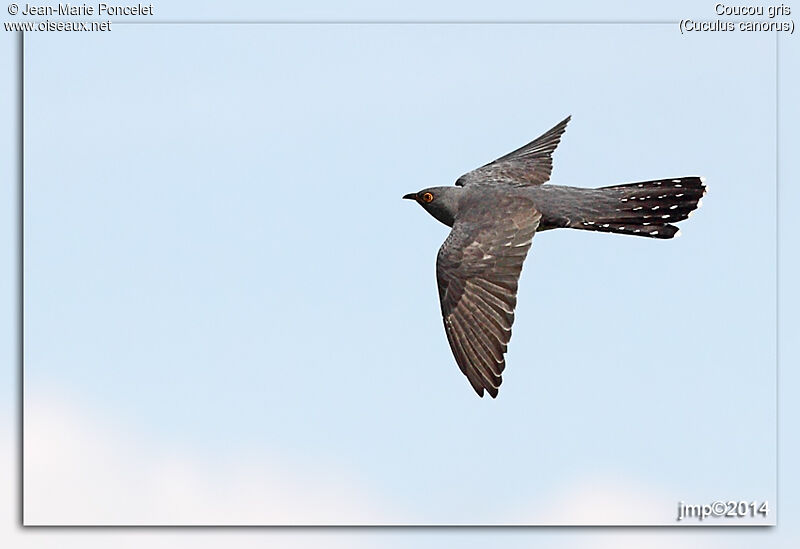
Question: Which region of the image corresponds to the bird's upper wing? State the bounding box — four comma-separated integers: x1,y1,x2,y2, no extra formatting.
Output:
436,193,541,398
456,116,571,187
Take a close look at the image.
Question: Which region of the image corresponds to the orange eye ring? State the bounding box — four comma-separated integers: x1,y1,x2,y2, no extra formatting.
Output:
421,192,434,203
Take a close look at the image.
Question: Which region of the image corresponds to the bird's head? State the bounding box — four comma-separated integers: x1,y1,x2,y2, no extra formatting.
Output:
402,186,461,227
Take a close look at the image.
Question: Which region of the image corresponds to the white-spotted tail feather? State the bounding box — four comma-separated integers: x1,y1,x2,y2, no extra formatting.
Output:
573,176,706,239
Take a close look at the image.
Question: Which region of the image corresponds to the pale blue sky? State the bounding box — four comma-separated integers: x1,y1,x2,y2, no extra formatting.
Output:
20,13,777,525
3,0,800,545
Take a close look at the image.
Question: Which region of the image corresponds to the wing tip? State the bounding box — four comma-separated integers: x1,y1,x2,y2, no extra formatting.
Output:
474,385,500,399
547,115,571,138
554,114,572,133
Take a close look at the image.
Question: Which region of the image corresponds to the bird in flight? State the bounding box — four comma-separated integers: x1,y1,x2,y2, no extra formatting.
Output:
403,116,706,398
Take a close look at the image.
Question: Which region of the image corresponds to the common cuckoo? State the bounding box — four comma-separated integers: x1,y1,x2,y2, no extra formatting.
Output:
403,116,706,398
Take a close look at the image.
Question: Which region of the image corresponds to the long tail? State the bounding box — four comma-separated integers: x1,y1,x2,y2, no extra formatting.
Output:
567,176,707,239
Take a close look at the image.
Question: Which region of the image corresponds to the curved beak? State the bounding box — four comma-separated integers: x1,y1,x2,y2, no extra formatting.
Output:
402,193,417,200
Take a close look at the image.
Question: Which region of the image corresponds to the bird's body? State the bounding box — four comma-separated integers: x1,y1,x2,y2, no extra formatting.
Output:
404,116,706,398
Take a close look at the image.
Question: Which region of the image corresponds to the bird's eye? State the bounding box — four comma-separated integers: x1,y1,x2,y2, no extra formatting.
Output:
421,192,434,203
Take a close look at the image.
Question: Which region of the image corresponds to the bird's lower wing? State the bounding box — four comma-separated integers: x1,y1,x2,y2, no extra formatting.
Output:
436,198,541,398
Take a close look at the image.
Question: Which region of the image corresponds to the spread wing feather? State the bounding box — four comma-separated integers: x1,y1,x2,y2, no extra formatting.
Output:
436,195,541,397
456,116,570,188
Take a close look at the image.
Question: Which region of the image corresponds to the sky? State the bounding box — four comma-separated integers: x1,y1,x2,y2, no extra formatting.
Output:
2,0,800,546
